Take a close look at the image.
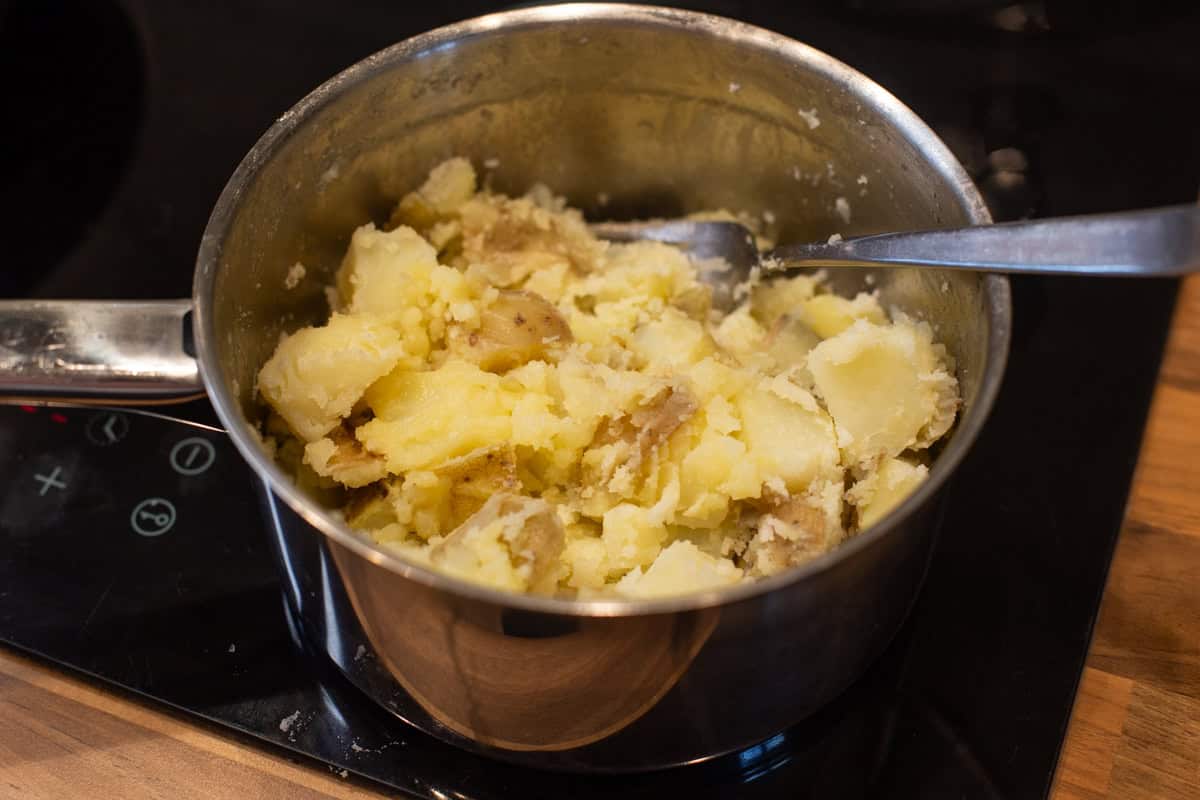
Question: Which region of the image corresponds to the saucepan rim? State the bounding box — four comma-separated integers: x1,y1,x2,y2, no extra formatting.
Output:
193,2,1012,618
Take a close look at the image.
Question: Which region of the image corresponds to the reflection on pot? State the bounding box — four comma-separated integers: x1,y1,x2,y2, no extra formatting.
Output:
331,540,719,750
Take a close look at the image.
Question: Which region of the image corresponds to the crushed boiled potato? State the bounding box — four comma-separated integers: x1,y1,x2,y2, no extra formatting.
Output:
258,158,960,598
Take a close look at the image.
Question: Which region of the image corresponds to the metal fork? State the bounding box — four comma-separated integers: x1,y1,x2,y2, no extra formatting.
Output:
591,203,1200,308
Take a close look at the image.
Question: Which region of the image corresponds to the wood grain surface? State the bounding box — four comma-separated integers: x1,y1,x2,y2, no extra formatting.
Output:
1051,276,1200,800
2,279,1199,799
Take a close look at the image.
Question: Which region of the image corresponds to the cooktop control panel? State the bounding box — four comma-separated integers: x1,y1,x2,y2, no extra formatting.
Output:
0,403,272,691
2,404,228,542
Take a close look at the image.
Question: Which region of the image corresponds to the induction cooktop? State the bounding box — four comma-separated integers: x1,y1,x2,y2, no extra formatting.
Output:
1,1,1197,797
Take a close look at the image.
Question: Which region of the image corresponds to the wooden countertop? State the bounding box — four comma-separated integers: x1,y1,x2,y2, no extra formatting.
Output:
1052,276,1200,800
2,281,1198,799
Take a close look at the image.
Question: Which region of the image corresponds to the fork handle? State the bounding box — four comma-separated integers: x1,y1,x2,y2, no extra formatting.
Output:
770,204,1200,277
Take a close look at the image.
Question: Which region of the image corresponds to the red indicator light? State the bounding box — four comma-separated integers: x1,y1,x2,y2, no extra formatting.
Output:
50,413,68,424
19,405,36,414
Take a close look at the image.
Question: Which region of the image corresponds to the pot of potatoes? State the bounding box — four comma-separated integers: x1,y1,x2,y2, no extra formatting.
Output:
11,4,1013,772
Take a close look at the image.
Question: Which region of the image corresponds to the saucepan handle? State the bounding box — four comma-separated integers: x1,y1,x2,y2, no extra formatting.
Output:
0,299,205,404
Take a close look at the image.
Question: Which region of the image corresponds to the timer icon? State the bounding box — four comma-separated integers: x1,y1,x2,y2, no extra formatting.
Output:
130,498,177,537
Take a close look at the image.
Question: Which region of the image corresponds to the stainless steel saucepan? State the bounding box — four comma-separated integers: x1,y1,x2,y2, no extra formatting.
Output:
0,4,1010,771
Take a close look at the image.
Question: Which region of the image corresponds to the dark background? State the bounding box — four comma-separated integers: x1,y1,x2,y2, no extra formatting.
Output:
0,1,1197,798
2,0,1198,300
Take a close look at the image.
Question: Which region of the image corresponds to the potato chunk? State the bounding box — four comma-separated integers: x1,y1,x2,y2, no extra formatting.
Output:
796,292,886,339
431,493,564,593
848,456,928,529
357,360,515,473
344,481,398,530
600,503,670,574
458,192,603,286
764,314,821,375
631,308,716,372
743,488,843,576
447,290,572,372
335,224,440,315
588,385,698,491
750,274,817,327
435,445,520,527
389,156,477,231
304,424,388,488
258,313,405,441
735,382,839,494
614,540,742,598
680,429,750,515
712,305,768,359
808,318,957,466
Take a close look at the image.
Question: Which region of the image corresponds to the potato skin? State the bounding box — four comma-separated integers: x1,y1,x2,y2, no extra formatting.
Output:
447,290,573,372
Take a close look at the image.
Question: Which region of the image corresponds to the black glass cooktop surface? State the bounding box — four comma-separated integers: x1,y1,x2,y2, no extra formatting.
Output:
2,1,1197,798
